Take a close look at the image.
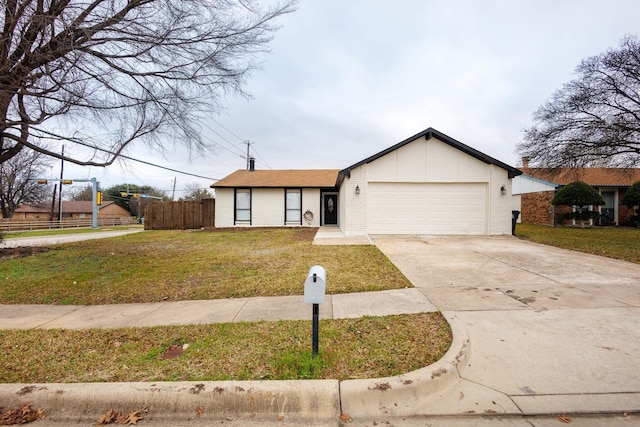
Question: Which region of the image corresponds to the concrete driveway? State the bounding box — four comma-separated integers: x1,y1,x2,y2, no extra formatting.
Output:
370,235,640,416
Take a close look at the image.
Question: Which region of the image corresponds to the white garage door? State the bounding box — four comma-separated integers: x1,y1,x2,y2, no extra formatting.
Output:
367,183,487,235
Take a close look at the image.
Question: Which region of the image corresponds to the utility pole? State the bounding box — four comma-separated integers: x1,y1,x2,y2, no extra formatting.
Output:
172,177,177,201
58,145,64,222
244,140,253,170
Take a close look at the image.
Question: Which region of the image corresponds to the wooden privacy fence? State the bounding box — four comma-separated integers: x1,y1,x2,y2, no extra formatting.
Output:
144,199,215,230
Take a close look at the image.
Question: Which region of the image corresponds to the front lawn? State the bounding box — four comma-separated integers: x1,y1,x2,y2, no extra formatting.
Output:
516,223,640,264
0,313,451,382
0,228,412,305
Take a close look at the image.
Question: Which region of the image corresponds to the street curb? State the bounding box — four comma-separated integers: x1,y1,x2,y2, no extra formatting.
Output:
339,312,470,417
0,380,340,424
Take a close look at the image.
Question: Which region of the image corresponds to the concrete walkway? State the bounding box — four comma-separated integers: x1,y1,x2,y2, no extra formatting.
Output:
1,230,640,426
0,227,144,248
0,288,435,330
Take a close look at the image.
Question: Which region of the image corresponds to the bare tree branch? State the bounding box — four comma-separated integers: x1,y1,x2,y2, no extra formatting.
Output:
0,0,296,166
518,34,640,168
0,146,52,217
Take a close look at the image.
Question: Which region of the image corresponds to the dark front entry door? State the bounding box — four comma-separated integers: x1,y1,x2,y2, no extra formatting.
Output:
323,194,338,225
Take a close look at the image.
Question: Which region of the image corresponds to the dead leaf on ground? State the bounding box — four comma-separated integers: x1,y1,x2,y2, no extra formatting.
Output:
95,408,146,425
117,410,144,425
195,406,205,417
0,403,46,425
96,409,119,424
558,415,572,423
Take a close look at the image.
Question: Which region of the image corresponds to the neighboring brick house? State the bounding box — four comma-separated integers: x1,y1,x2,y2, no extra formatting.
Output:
515,168,640,226
11,201,132,221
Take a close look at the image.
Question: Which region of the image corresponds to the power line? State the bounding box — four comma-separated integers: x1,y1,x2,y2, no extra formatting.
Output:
251,145,273,169
199,117,276,170
209,117,247,143
199,120,246,158
34,131,220,181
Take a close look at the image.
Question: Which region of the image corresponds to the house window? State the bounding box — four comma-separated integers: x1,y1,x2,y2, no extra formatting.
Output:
235,189,251,223
285,189,302,224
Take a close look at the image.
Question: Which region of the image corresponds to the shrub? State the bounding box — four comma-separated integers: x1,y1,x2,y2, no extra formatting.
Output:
552,181,605,227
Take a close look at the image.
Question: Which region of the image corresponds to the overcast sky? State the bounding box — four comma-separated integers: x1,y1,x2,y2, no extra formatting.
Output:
59,0,640,199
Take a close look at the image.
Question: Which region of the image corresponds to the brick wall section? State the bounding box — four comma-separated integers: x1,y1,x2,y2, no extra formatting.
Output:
522,188,638,226
618,188,637,225
521,192,554,225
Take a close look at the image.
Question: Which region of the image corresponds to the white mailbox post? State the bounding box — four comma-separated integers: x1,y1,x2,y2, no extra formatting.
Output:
304,265,326,304
304,265,326,356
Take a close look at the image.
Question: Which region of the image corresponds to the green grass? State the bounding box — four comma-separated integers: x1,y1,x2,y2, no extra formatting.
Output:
516,223,640,264
0,228,412,305
0,313,451,383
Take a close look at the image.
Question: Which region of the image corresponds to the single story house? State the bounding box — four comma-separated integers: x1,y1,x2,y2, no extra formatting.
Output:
516,168,640,226
212,127,522,236
11,201,131,221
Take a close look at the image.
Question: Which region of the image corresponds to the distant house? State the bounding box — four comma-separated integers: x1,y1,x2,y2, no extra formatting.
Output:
11,201,132,221
514,168,640,226
212,127,522,236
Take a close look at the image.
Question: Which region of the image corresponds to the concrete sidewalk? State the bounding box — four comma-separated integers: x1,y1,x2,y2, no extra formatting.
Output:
0,288,435,330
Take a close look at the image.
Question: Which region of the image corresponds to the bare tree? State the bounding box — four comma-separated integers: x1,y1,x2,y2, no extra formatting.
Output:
518,35,640,168
68,184,93,201
182,182,212,200
0,0,295,166
0,148,52,217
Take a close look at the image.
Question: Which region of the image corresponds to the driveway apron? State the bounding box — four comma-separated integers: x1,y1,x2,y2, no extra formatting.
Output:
372,235,640,415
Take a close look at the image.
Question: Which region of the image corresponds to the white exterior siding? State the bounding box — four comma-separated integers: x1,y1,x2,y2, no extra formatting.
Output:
214,188,235,228
251,188,284,226
512,175,557,195
339,167,367,235
488,165,513,235
340,136,514,236
214,187,321,228
302,189,321,226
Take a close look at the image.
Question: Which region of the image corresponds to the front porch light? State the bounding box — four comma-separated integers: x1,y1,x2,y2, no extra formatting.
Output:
355,185,360,195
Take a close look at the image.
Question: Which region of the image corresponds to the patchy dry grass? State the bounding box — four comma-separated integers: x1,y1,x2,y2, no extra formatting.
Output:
516,223,640,264
0,228,412,305
0,313,451,382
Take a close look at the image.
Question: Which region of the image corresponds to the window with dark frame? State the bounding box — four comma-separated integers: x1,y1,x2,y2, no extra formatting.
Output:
235,189,251,223
285,188,302,224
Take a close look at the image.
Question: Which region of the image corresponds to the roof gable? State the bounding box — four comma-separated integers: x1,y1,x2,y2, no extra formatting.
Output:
339,127,522,180
522,168,640,186
212,169,340,188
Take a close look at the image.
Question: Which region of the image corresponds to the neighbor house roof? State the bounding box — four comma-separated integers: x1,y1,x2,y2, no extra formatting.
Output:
13,204,49,213
339,127,523,181
211,169,341,188
522,168,640,187
15,201,118,214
